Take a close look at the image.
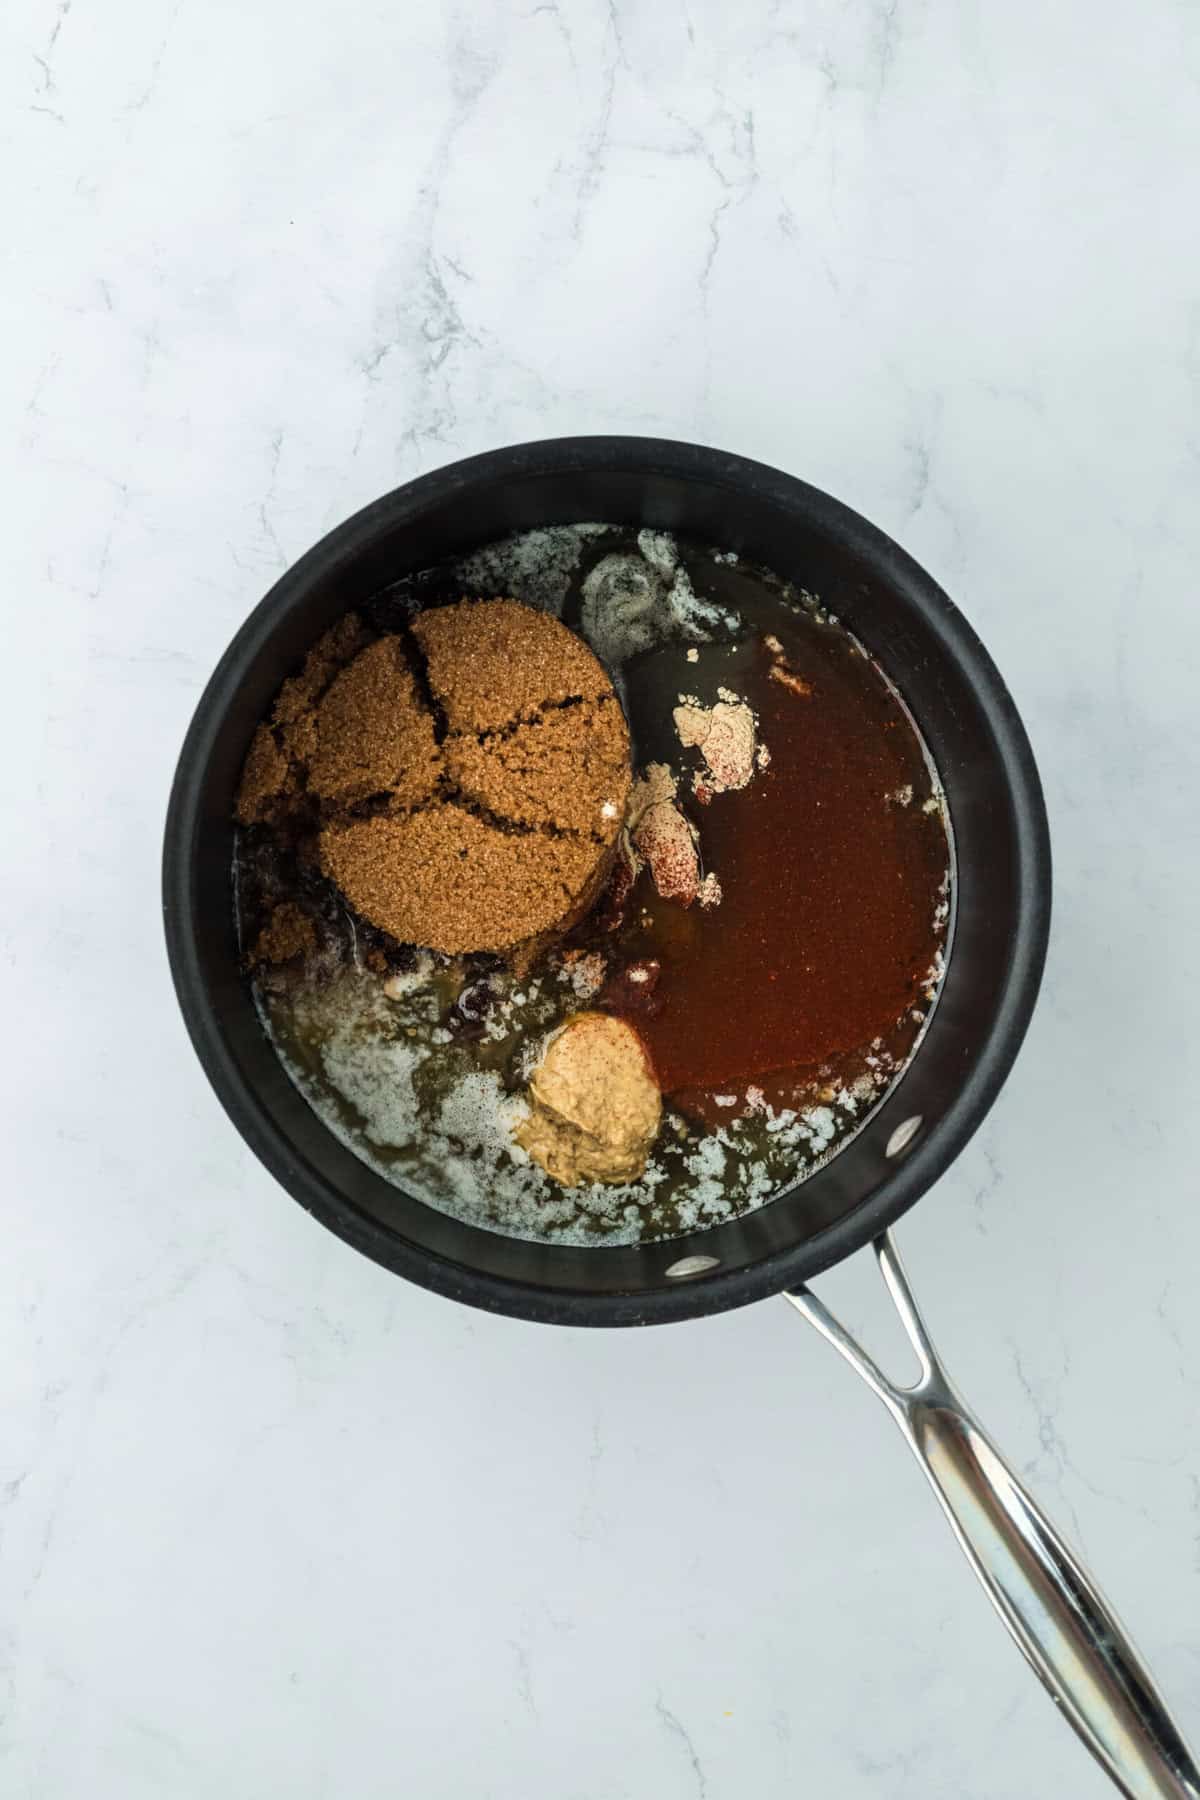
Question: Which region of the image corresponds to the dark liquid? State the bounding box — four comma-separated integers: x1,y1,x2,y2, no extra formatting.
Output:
556,553,948,1124
623,636,944,1103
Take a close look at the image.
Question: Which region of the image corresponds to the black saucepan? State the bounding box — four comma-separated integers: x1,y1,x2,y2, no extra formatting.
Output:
163,439,1198,1797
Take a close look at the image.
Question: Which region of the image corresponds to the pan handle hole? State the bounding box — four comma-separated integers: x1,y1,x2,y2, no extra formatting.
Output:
885,1115,923,1159
665,1254,721,1280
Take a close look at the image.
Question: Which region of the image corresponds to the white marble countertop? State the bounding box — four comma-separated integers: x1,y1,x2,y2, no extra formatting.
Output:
6,1,1200,1793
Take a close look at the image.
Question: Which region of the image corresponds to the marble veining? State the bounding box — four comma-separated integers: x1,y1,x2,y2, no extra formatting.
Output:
4,0,1200,1793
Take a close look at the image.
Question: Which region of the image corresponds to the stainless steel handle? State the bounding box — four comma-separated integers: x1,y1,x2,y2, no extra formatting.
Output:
786,1233,1200,1799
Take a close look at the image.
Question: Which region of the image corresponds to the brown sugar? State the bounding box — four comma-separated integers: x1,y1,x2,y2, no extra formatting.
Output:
444,700,629,838
235,614,371,823
252,902,316,965
236,597,631,958
322,805,609,956
307,636,441,808
412,598,613,733
273,614,369,733
236,723,293,826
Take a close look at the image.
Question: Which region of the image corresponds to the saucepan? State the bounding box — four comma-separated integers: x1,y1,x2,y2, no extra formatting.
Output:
163,438,1199,1798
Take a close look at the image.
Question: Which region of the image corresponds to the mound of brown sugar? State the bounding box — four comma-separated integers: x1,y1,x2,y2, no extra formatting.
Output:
236,599,631,958
252,902,316,965
444,702,628,836
236,722,293,825
307,636,440,809
411,599,613,733
236,614,372,825
322,804,610,953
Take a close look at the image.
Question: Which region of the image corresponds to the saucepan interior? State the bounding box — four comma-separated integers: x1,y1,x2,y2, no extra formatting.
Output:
163,438,1050,1325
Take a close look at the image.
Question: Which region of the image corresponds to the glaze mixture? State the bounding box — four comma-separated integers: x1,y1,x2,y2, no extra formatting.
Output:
234,525,951,1244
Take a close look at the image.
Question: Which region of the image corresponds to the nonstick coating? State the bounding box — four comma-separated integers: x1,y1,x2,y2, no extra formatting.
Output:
163,438,1051,1325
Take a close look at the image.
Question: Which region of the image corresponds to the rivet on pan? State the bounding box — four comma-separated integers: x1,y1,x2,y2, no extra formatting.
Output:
886,1115,923,1159
665,1254,721,1280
